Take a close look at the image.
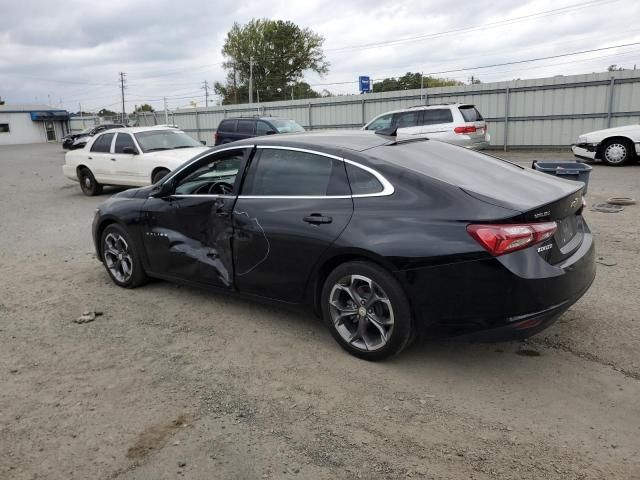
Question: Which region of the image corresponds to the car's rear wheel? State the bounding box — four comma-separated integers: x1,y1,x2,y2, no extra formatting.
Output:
601,138,633,166
78,167,103,196
321,261,413,361
152,168,170,184
100,224,148,288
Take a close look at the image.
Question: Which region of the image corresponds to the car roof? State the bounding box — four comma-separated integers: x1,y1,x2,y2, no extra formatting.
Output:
369,103,473,117
229,130,396,152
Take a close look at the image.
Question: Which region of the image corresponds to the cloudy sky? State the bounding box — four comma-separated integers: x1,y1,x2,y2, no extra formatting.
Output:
1,0,639,112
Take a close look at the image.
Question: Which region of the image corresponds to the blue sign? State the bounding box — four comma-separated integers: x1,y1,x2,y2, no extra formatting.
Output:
359,76,371,93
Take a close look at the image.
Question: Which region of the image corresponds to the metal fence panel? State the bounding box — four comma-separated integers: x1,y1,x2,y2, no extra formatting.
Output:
132,70,640,148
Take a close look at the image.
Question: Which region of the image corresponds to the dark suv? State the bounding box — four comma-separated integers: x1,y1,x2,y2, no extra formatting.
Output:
214,116,305,145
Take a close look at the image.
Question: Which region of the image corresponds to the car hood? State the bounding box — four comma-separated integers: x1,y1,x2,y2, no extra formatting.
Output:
580,124,640,141
143,146,210,166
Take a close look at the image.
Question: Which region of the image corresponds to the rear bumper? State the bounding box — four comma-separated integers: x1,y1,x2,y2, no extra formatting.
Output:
397,221,596,340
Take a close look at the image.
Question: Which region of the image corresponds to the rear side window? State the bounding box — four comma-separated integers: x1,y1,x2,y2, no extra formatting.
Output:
345,163,383,195
237,120,255,134
114,133,137,153
393,111,421,128
242,149,349,196
459,106,484,122
218,120,236,132
90,133,114,153
423,109,453,125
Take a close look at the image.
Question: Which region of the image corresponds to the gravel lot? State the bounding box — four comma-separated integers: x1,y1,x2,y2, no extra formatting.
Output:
1,143,639,480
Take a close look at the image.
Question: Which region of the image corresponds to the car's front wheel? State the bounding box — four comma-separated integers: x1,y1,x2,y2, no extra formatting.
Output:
601,138,633,166
78,167,103,196
321,261,414,361
100,224,148,288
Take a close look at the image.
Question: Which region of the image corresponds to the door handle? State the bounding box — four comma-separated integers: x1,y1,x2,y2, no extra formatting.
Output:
303,213,332,225
110,158,116,161
88,156,92,160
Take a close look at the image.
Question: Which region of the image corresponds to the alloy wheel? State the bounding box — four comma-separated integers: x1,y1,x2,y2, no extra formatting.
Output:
329,274,394,351
103,232,134,283
604,142,627,164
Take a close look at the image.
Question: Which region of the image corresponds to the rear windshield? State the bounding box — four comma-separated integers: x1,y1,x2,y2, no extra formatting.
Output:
269,119,305,134
459,106,484,122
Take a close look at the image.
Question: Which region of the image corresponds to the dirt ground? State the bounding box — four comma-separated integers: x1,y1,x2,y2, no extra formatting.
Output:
1,143,639,480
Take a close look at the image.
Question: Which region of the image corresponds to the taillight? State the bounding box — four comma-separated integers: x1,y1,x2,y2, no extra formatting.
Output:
454,125,477,134
467,222,557,256
214,131,219,142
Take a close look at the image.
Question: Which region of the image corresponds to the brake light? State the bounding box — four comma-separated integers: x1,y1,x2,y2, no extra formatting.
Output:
454,125,477,134
214,131,219,142
467,222,557,256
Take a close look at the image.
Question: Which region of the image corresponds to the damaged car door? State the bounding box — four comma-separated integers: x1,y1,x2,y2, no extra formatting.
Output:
232,146,354,303
141,146,252,288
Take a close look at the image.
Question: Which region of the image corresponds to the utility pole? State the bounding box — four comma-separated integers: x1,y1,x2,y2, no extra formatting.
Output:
248,57,254,104
164,97,169,124
233,63,238,104
202,80,210,107
119,72,127,124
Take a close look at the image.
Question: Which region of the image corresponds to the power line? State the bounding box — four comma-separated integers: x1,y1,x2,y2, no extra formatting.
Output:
305,41,640,87
326,0,616,52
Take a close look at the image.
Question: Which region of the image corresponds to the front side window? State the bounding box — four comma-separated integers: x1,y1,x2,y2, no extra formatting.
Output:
174,151,244,195
393,111,421,128
90,133,115,153
114,133,137,153
237,120,255,134
242,148,349,197
256,121,272,136
268,119,305,133
366,114,393,131
422,109,454,125
134,130,201,152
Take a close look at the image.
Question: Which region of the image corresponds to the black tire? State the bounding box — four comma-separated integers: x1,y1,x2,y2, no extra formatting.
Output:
100,223,148,288
320,261,414,361
601,138,633,166
152,168,170,184
78,167,103,196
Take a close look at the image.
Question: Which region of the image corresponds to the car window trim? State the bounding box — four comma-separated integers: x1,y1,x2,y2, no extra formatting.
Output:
159,145,255,191
237,145,394,199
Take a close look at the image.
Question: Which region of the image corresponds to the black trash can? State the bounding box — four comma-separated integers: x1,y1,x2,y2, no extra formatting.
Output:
532,161,593,194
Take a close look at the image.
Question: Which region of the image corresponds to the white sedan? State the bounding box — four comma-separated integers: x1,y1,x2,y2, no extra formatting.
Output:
63,126,209,195
571,124,640,166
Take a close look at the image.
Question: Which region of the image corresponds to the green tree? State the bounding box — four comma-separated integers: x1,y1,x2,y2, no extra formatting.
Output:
135,104,154,112
214,19,329,104
372,72,462,93
607,64,625,71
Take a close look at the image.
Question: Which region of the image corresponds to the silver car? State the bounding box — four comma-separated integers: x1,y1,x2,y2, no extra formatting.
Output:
362,103,490,149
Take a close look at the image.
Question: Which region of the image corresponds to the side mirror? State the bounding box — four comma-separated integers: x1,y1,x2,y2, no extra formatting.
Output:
265,130,277,135
151,179,173,197
200,140,207,145
122,146,138,155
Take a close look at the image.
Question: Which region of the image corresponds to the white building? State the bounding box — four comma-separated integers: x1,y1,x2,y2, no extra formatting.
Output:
0,104,70,145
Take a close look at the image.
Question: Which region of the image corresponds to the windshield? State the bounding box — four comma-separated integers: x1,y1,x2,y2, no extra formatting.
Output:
269,119,305,134
134,130,202,152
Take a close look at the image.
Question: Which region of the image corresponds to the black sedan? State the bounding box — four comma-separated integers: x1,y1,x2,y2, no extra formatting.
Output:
63,123,124,150
92,131,595,360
